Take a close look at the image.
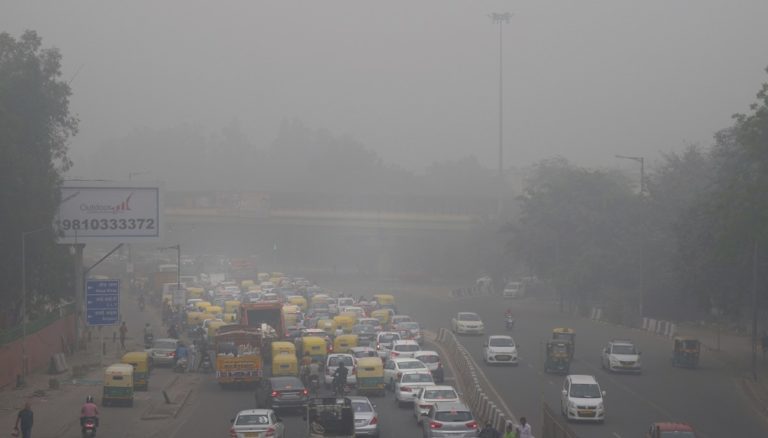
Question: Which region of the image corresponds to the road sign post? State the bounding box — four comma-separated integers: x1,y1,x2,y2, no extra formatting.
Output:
86,279,120,326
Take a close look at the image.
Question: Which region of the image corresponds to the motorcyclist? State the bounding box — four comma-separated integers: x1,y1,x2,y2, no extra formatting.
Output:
175,342,189,368
505,308,513,318
138,293,146,310
332,361,348,394
168,323,179,339
80,395,99,430
143,323,154,347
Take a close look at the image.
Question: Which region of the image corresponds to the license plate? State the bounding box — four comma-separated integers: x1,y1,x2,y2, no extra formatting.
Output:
578,410,595,416
244,433,259,438
496,355,511,361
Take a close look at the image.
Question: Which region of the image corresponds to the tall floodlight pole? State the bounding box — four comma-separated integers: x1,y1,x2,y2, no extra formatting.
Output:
490,12,511,218
616,154,647,320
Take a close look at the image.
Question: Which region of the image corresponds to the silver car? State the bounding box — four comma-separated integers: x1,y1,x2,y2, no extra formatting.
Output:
349,396,380,437
229,409,285,438
422,401,479,438
146,338,180,366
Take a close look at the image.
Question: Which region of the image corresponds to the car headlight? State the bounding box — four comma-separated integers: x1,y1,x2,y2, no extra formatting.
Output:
597,402,604,410
568,401,577,409
609,357,619,365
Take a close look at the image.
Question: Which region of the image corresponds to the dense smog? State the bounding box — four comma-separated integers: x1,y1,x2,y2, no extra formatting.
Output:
2,2,768,437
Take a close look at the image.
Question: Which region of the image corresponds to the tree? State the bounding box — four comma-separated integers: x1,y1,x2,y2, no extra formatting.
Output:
0,30,78,325
506,158,641,318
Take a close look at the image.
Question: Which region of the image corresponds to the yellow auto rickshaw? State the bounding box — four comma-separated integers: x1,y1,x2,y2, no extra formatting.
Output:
224,300,240,314
318,319,337,337
103,363,134,407
272,341,297,357
222,312,238,323
283,305,301,327
241,279,255,289
288,296,308,311
196,301,213,312
206,305,223,316
272,353,298,377
333,315,356,334
207,320,230,341
552,328,576,358
333,334,359,354
373,294,395,307
371,309,391,327
186,311,207,326
672,337,700,368
356,357,385,396
187,287,205,299
301,336,328,364
121,351,150,391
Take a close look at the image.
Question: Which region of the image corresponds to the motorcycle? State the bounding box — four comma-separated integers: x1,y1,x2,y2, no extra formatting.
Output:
174,357,188,373
199,353,212,373
309,375,320,395
81,417,97,438
505,315,515,330
143,333,154,349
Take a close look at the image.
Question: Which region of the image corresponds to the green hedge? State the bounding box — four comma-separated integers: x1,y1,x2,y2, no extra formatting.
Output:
0,303,74,346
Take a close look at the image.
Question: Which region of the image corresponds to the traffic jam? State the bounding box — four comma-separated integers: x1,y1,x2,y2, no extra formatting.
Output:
164,272,484,438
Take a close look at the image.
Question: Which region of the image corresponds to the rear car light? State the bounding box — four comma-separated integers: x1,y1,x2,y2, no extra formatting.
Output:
271,390,279,397
369,416,378,425
302,389,309,396
229,426,237,438
265,426,275,437
430,421,442,429
466,421,478,429
419,404,431,409
401,386,411,392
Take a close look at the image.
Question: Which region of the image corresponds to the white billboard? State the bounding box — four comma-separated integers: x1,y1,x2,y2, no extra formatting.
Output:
55,182,163,243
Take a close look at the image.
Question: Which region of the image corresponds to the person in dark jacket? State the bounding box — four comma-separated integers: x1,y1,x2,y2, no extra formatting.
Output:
14,401,33,438
479,422,500,438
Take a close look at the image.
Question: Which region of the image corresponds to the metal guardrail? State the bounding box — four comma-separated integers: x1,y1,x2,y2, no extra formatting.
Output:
0,303,74,346
541,402,580,438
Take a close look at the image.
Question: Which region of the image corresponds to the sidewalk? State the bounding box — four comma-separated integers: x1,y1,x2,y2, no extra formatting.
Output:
673,323,768,417
0,290,171,437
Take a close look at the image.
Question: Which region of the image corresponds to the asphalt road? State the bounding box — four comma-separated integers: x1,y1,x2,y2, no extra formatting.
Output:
386,289,768,438
168,374,443,438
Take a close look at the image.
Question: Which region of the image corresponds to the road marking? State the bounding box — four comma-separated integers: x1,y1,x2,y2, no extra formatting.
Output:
612,433,622,438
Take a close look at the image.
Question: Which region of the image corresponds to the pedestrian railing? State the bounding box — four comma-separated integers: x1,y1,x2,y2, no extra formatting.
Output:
541,401,580,438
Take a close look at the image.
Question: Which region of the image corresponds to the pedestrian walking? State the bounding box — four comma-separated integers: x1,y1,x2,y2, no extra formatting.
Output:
515,417,533,438
119,321,127,350
503,422,515,438
479,422,500,438
13,401,33,438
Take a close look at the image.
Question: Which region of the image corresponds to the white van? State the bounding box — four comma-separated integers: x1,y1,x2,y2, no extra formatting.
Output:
560,374,606,422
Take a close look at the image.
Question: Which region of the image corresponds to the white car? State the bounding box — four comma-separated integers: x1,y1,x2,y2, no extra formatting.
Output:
394,371,435,406
394,322,423,345
451,312,484,335
412,385,460,424
340,306,366,319
390,340,421,359
560,374,606,422
390,315,412,327
502,281,524,298
413,351,444,384
358,317,383,332
376,332,401,359
601,340,642,373
482,335,519,365
383,358,430,389
229,409,285,438
324,354,357,387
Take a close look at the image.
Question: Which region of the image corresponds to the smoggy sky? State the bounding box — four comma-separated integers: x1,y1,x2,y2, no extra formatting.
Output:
3,1,768,173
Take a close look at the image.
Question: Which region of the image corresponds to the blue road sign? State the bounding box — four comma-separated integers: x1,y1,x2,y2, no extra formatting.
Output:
86,279,120,326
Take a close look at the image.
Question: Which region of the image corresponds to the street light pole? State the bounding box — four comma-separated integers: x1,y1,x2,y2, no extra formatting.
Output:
616,155,647,320
490,12,511,218
21,227,47,381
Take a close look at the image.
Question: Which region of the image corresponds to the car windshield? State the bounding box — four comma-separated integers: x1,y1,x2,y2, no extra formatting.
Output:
489,338,514,347
235,414,270,426
395,344,420,352
361,320,379,326
435,411,473,422
424,389,457,399
400,322,420,330
353,350,375,358
416,355,439,364
354,326,375,333
272,377,303,389
402,373,433,383
660,432,695,438
612,345,637,355
570,383,601,398
328,356,354,367
458,314,480,321
153,341,177,350
399,361,425,369
379,334,398,342
351,401,372,413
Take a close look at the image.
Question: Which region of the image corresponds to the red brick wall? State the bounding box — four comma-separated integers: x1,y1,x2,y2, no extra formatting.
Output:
0,315,76,389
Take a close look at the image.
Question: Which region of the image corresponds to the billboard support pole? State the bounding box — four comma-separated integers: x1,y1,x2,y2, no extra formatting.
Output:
73,244,85,347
